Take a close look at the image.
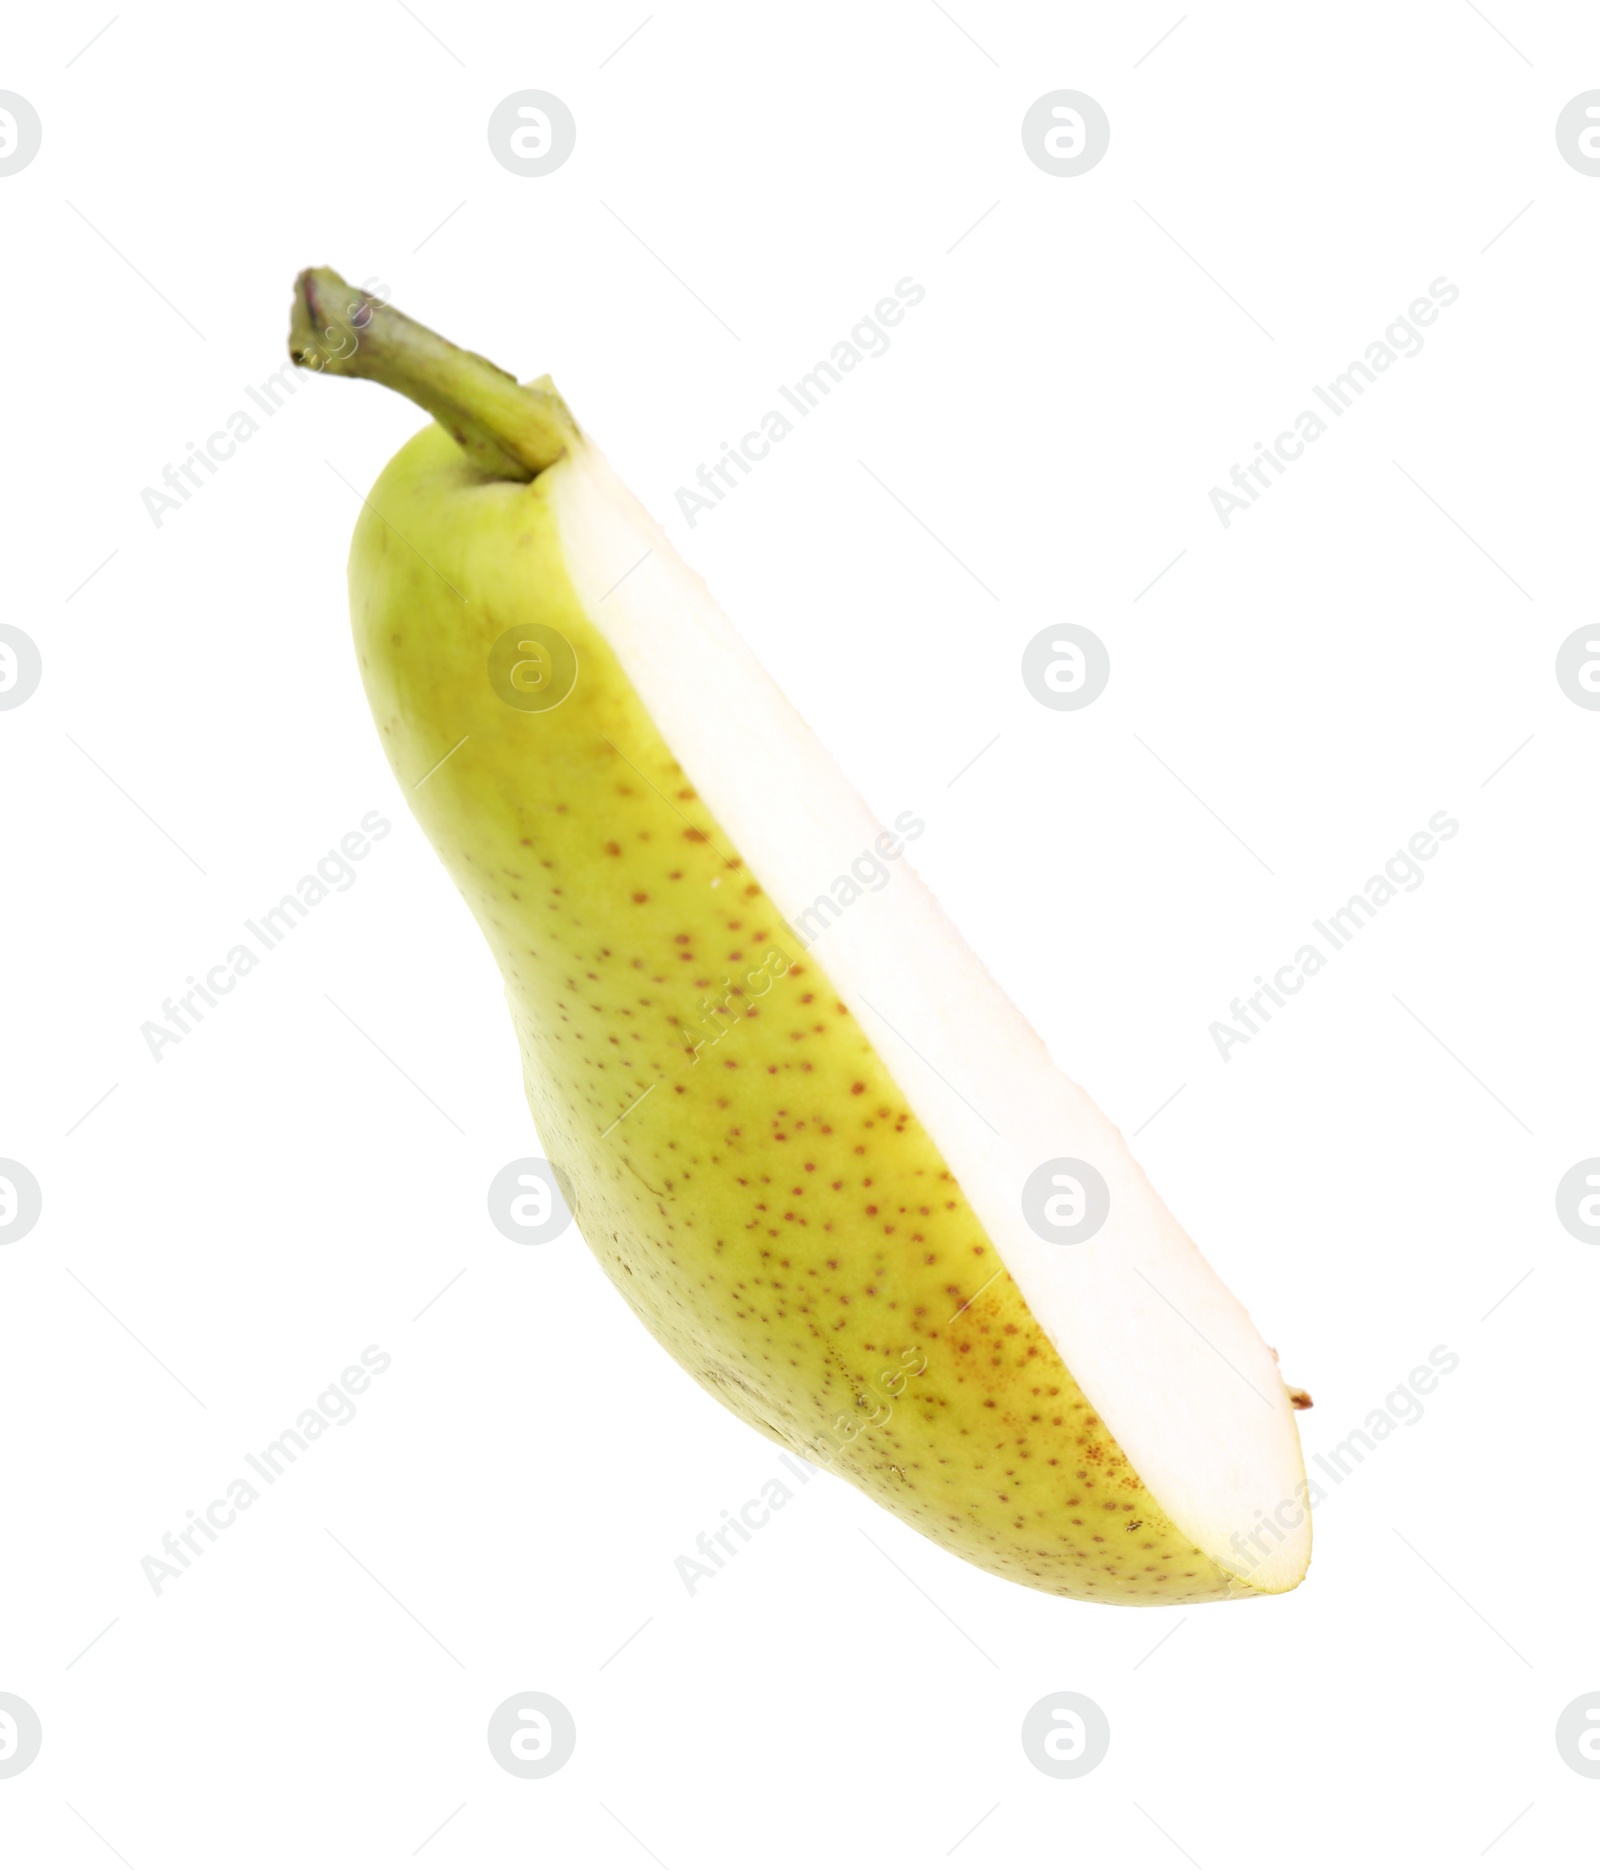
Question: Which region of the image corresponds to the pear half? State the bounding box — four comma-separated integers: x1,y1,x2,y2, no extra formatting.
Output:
291,270,1311,1604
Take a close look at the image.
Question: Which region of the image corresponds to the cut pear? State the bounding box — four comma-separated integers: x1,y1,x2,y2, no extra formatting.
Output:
292,270,1311,1603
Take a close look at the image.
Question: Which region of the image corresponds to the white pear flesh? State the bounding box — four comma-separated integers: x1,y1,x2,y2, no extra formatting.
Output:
549,440,1310,1595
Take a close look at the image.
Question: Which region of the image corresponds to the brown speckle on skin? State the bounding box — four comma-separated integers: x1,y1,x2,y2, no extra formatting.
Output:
355,430,1254,1607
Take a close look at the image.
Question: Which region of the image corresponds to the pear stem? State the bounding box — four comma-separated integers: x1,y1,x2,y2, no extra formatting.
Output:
287,267,574,480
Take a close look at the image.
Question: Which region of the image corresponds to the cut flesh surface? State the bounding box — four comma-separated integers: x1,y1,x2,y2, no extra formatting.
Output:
551,442,1309,1594
350,421,1311,1601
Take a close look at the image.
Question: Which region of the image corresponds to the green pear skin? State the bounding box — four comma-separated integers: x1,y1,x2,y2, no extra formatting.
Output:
294,269,1309,1604
353,428,1263,1608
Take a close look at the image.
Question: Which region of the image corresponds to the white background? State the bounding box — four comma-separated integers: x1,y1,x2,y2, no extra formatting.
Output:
2,1,1597,1862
